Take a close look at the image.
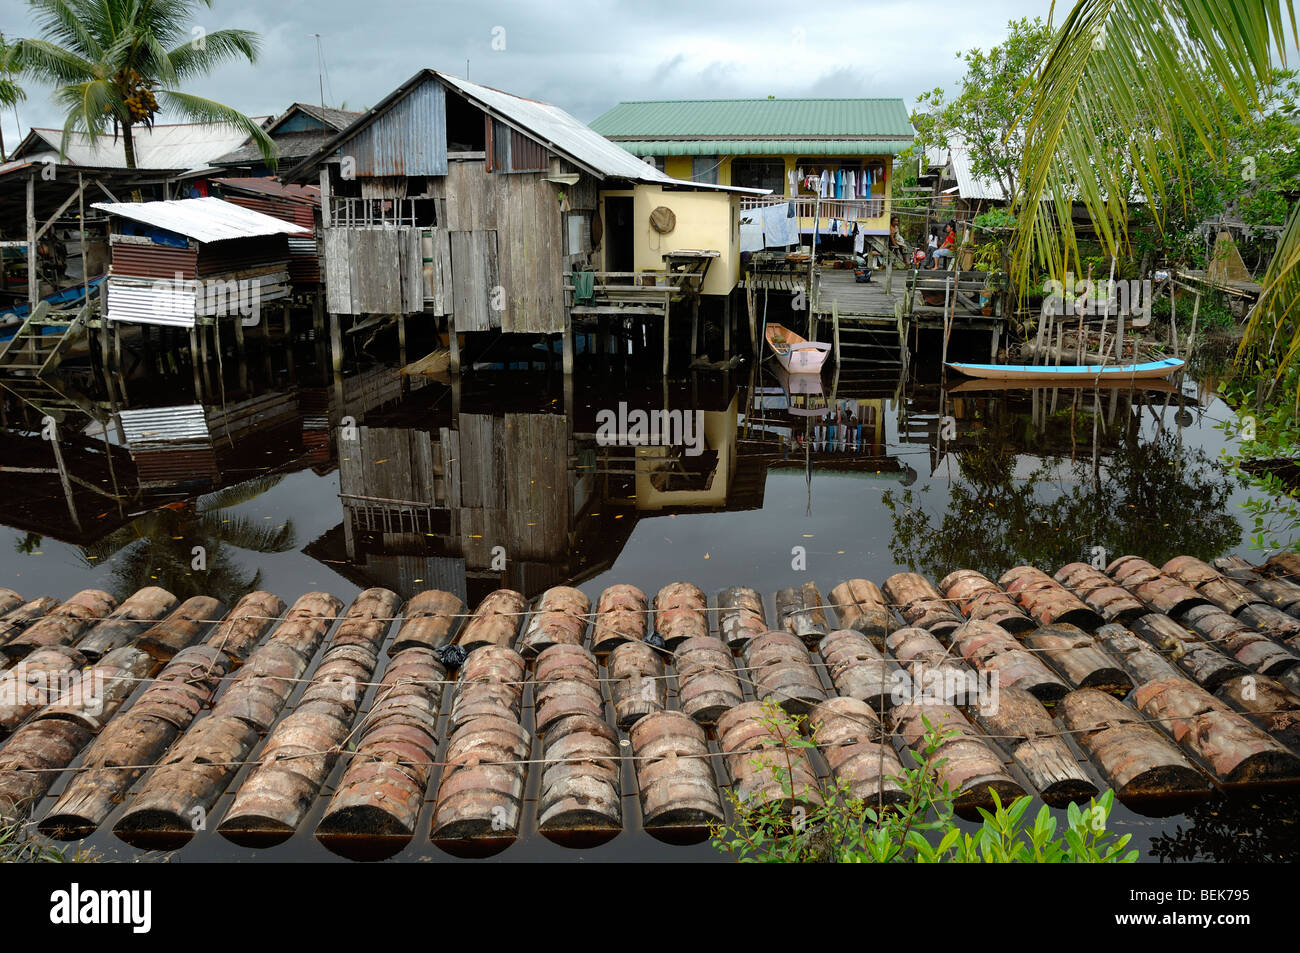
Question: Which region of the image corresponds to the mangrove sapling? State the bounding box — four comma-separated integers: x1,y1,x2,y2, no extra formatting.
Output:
709,701,1139,863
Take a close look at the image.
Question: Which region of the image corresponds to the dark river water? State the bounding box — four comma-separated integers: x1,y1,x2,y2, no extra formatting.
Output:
2,325,1296,862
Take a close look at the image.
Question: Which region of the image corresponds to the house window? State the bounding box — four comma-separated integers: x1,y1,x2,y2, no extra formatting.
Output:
731,158,785,194
691,155,719,185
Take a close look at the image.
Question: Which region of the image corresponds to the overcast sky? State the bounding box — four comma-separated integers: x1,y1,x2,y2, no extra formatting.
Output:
0,0,1054,147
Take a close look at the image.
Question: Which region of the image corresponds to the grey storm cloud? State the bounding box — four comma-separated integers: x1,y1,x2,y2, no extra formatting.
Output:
1,0,1051,144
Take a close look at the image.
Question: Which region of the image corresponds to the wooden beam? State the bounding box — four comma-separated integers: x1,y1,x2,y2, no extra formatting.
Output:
34,183,85,243
26,175,37,307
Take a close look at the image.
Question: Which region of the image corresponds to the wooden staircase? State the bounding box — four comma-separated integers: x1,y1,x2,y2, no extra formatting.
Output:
0,301,96,420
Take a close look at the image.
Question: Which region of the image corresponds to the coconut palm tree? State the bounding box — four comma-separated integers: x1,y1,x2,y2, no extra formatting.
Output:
0,34,27,162
4,0,274,170
1012,1,1298,392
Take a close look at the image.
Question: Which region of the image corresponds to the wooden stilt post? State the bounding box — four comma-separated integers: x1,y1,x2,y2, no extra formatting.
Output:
398,312,408,366
25,174,37,309
448,320,461,375
722,293,731,358
662,311,670,376
188,326,202,401
832,300,841,366
690,295,699,364
233,317,248,391
562,322,574,376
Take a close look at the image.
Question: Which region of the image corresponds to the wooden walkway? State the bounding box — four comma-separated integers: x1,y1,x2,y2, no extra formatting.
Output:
2,552,1300,859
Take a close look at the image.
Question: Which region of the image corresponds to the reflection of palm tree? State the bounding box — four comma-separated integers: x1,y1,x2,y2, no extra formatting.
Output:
80,474,295,604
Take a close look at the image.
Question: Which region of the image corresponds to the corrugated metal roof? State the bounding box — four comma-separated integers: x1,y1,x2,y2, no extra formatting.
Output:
948,147,1009,201
614,138,914,157
119,405,210,445
92,197,309,243
15,120,271,171
589,99,914,139
439,73,674,183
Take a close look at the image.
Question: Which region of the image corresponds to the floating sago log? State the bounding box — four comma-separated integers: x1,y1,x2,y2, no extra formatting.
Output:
0,597,60,651
818,630,895,712
717,700,824,815
316,644,447,860
1179,604,1299,675
674,636,744,724
0,646,87,736
999,566,1102,629
629,709,723,843
940,569,1035,633
654,582,709,649
1108,555,1210,616
533,646,621,845
716,586,767,650
884,626,977,706
743,630,827,715
0,589,24,616
447,645,525,731
70,587,177,662
1162,556,1264,616
1214,556,1300,612
134,596,225,663
883,572,962,636
1236,602,1300,648
890,700,1024,814
774,581,829,645
1129,613,1249,691
430,643,531,856
39,644,230,838
1215,674,1300,753
1133,676,1300,785
950,619,1069,703
113,593,345,849
828,578,897,644
1266,552,1300,583
0,590,115,662
808,697,906,806
452,589,526,651
203,591,286,664
1094,623,1182,685
1054,563,1147,623
518,586,590,658
533,644,603,733
972,685,1098,806
1058,689,1211,813
1021,623,1133,693
1214,554,1263,581
216,588,399,846
608,641,665,728
591,584,647,655
388,589,463,654
0,647,151,819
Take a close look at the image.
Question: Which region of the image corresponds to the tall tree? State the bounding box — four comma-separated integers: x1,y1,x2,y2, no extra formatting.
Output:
4,0,274,170
0,34,27,162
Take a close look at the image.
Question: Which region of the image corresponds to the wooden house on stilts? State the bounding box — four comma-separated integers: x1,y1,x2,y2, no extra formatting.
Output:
286,70,764,376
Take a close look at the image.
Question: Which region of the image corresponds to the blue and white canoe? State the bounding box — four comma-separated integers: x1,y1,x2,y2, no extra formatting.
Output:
946,357,1184,384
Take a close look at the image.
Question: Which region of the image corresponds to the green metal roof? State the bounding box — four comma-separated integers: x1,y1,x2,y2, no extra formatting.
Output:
614,138,914,157
589,98,915,142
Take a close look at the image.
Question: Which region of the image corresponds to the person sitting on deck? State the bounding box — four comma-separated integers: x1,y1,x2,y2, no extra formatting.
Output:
888,214,912,266
930,221,957,270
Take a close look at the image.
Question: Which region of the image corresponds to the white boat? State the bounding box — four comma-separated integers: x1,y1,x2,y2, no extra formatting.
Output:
946,357,1184,383
765,323,832,374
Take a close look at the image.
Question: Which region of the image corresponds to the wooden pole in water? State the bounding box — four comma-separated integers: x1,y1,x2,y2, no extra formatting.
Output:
1185,290,1201,358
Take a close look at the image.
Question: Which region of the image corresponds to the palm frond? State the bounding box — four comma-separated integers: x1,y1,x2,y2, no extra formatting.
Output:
1239,201,1300,395
195,472,284,513
166,28,260,81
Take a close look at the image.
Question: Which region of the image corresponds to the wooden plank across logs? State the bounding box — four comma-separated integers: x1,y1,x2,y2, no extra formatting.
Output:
829,578,897,644
316,642,447,860
113,592,344,848
452,588,526,651
429,645,529,857
950,619,1070,703
972,686,1099,806
809,696,907,806
743,630,827,715
591,584,647,655
774,581,829,646
1059,689,1213,813
655,582,709,649
675,636,744,724
890,700,1025,814
0,646,155,818
1020,623,1133,693
518,586,589,658
819,629,896,712
1000,566,1103,628
0,589,115,662
718,700,824,815
628,709,724,843
216,589,398,846
1108,555,1211,617
609,640,665,728
716,586,767,651
940,569,1035,633
883,572,962,635
1054,563,1147,623
532,644,621,846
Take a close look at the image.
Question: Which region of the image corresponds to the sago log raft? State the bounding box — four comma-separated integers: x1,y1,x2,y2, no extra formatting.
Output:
0,553,1296,858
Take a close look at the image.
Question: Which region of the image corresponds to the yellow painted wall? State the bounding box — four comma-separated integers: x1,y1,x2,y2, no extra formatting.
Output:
626,184,739,296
